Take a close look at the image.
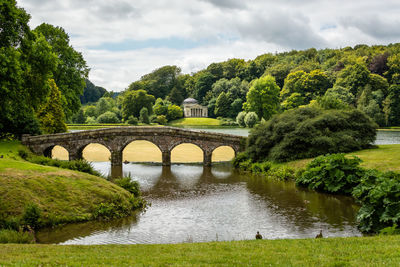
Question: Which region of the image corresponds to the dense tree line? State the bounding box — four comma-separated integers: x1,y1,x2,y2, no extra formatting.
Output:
0,0,88,136
120,43,400,128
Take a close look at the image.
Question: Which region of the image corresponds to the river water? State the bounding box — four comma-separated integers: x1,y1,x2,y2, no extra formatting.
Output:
36,128,400,244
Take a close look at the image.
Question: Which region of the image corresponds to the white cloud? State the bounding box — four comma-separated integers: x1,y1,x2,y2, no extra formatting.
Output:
17,0,400,91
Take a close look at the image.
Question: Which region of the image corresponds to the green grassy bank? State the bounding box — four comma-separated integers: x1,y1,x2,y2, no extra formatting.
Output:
0,141,139,230
282,144,400,172
169,117,222,126
1,235,400,266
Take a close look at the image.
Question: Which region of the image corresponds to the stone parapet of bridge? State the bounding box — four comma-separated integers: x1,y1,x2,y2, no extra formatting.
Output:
21,126,246,166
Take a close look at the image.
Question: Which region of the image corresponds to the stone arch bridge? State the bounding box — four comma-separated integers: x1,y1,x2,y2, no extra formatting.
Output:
22,127,246,166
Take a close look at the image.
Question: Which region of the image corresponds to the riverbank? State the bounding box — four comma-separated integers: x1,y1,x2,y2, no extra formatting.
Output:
0,141,141,232
1,235,400,266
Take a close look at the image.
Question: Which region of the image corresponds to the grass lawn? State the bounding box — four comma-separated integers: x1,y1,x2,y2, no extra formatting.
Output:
1,235,400,266
0,141,134,225
284,144,400,172
169,117,222,126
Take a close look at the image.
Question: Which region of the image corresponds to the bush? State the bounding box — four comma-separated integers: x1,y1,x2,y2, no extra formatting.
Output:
127,116,138,125
236,111,246,127
247,107,377,162
85,116,97,124
0,229,35,244
22,203,42,229
139,107,150,124
296,154,364,194
220,118,238,126
115,177,141,197
244,112,259,128
352,170,400,233
166,105,183,121
156,115,168,125
232,152,250,168
97,111,120,123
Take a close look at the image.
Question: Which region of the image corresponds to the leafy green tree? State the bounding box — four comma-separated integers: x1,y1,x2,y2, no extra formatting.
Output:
222,58,245,79
384,54,400,84
127,116,138,125
215,92,231,117
167,86,184,105
264,63,293,88
357,87,385,126
383,84,400,126
166,105,183,121
84,105,97,117
95,97,114,116
368,74,389,95
194,71,215,103
34,23,89,119
324,86,355,105
156,115,168,125
37,79,67,134
335,63,371,96
243,75,280,120
281,93,306,110
72,108,86,124
97,111,120,123
139,107,150,124
244,112,259,128
81,79,106,104
230,98,243,118
153,98,169,116
121,90,155,119
236,111,246,127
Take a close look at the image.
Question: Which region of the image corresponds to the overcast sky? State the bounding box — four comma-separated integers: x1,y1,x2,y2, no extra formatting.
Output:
19,0,400,92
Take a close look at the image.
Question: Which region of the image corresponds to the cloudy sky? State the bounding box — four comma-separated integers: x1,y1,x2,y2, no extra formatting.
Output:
19,0,400,92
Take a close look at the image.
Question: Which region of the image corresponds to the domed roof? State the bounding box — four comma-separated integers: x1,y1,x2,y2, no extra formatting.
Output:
183,98,198,104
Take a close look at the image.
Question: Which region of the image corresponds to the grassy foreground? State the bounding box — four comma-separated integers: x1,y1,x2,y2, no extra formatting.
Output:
0,141,135,226
1,235,400,266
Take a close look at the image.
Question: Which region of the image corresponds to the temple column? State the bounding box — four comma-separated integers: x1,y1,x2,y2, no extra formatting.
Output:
162,151,171,166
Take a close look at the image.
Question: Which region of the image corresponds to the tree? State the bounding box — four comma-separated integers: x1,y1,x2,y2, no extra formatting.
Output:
323,86,355,105
139,107,150,124
37,79,67,134
214,92,231,117
96,97,114,116
244,112,259,128
335,63,371,96
383,84,400,126
97,111,120,123
243,75,280,120
236,111,246,127
194,71,215,103
153,98,169,116
121,90,155,119
34,23,89,119
166,105,183,121
80,79,106,104
72,108,86,124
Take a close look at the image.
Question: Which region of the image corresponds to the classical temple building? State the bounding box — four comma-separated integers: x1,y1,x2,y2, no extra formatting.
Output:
182,98,208,118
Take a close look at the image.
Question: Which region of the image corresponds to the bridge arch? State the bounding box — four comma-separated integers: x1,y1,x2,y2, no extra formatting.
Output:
79,143,112,162
212,145,236,162
122,139,162,163
43,145,69,160
171,143,204,164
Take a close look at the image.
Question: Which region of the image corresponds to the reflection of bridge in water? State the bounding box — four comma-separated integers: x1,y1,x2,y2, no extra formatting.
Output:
22,127,246,171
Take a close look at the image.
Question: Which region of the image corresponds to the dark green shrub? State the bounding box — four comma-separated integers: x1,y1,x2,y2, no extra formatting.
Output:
244,112,259,128
296,154,364,194
156,115,168,125
236,111,246,127
139,107,150,124
352,170,400,233
127,116,138,125
115,177,141,198
97,111,120,123
247,107,377,162
22,203,42,229
18,149,28,160
232,152,249,168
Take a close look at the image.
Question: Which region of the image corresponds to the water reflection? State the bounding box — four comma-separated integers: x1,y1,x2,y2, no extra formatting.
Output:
37,163,361,245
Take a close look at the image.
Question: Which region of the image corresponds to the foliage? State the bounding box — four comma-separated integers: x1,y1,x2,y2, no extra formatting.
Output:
71,109,86,124
80,79,106,104
34,23,89,119
97,111,120,123
36,79,67,134
156,115,168,125
166,105,183,121
214,92,231,117
121,90,155,120
246,107,377,162
127,116,138,125
383,84,400,126
335,63,370,96
114,177,141,198
244,112,258,128
296,154,364,194
22,203,42,229
243,75,280,120
236,111,246,127
139,107,150,124
0,230,35,244
352,170,400,233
